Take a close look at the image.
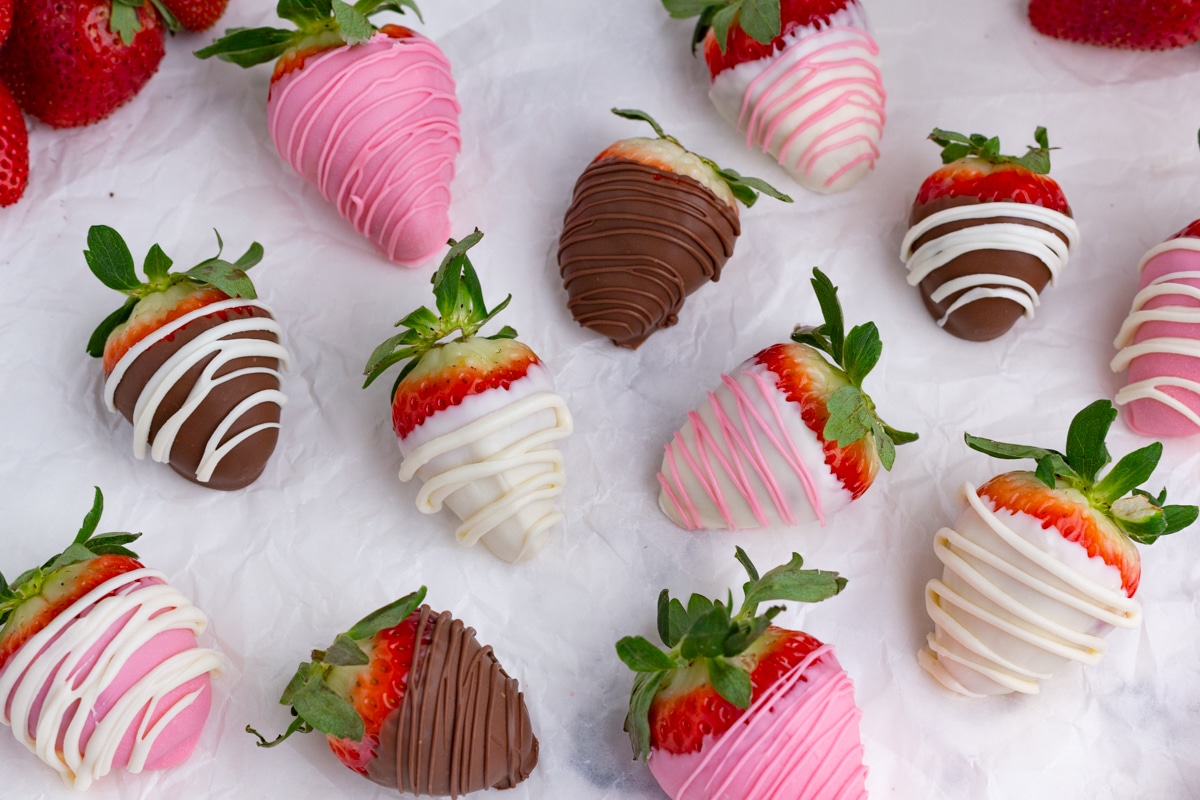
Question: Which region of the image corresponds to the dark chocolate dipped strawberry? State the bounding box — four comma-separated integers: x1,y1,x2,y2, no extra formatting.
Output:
899,127,1079,341
248,587,538,796
85,225,289,490
558,108,791,349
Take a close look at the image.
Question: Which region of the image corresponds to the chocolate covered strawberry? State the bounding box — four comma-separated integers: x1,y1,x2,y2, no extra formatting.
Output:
1111,218,1200,436
899,127,1080,341
85,225,289,490
364,230,572,563
618,547,865,800
196,0,459,267
0,488,223,789
920,400,1198,696
661,0,885,194
0,0,165,128
558,108,790,349
248,586,537,796
658,268,916,530
1029,0,1200,50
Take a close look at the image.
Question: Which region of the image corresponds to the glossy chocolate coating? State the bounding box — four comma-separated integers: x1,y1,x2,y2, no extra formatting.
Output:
110,305,283,490
908,195,1072,341
366,606,537,797
558,157,740,348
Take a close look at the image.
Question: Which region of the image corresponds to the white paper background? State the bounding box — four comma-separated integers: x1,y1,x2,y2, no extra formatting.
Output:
3,0,1200,797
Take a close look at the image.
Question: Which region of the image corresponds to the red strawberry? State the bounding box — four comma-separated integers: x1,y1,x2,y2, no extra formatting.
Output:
363,230,573,563
158,0,227,32
248,588,538,795
662,0,886,193
900,127,1079,341
85,225,289,490
0,487,222,789
195,3,460,266
0,0,165,128
920,400,1198,696
558,108,790,350
0,77,28,207
0,0,12,45
657,268,916,530
1029,0,1200,50
617,548,867,799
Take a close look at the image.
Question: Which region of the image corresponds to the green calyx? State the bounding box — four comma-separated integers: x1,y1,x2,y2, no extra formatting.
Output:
194,0,423,67
965,400,1199,543
0,488,141,629
660,0,782,54
790,268,918,471
362,229,517,395
929,127,1056,174
612,108,791,208
615,547,845,760
85,225,263,358
246,587,427,748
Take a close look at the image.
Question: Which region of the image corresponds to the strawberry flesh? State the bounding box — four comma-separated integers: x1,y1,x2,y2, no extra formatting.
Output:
979,471,1141,596
0,77,28,207
1171,218,1200,240
102,286,229,374
755,342,878,499
702,0,853,78
1029,0,1200,50
914,161,1070,214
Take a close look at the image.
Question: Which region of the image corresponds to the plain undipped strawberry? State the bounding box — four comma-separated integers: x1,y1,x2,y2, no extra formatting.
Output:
0,77,27,206
1029,0,1200,50
159,0,227,32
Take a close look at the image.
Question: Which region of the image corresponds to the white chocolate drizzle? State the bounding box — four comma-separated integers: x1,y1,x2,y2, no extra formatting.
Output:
104,299,290,483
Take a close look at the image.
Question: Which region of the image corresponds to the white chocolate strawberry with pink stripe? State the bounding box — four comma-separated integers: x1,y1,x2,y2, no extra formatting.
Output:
197,1,459,267
662,0,885,194
1111,221,1200,436
658,268,915,530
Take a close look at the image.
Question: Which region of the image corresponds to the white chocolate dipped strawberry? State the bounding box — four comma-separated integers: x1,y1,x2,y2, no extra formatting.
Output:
658,268,916,530
920,401,1198,696
0,488,223,789
364,231,573,563
1111,219,1200,436
661,0,886,194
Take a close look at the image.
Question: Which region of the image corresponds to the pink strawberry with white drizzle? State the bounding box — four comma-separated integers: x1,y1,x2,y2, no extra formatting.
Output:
661,0,886,194
0,488,223,789
658,268,915,530
1111,219,1200,436
196,1,459,266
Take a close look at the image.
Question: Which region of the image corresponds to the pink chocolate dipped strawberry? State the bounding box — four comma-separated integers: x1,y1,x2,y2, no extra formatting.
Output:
920,401,1198,696
0,488,223,789
1029,0,1200,50
657,268,916,530
900,127,1079,341
364,230,572,563
558,108,790,349
196,1,459,267
248,587,538,796
1111,219,1200,436
618,547,865,800
661,0,886,194
86,225,289,490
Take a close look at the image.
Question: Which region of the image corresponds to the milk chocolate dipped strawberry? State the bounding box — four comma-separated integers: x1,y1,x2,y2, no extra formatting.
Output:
248,587,537,796
1111,219,1200,436
364,231,572,563
658,268,916,530
900,127,1079,341
919,401,1198,696
662,0,886,194
86,225,289,490
558,108,791,349
1029,0,1200,50
0,488,223,789
195,0,459,266
618,547,866,800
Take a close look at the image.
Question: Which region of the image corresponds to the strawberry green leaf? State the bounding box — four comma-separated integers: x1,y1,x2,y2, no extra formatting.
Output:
714,167,793,207
194,28,299,67
809,268,845,363
623,670,666,760
361,0,424,21
734,545,760,582
963,434,1080,484
278,664,314,706
87,298,138,358
75,487,104,544
1111,494,1166,542
247,717,314,748
707,656,752,709
722,610,776,655
1162,504,1200,535
679,606,732,660
85,226,140,292
842,322,881,388
1065,400,1115,482
345,587,426,640
882,423,919,446
737,0,780,44
740,552,846,617
291,682,364,741
1091,442,1162,506
873,419,896,471
43,544,97,573
661,0,717,17
612,108,669,140
109,0,143,46
278,0,332,25
333,0,373,43
143,245,173,283
616,636,677,672
686,592,714,622
1035,455,1058,489
185,262,257,299
234,242,265,271
322,633,369,667
823,385,873,448
709,4,739,52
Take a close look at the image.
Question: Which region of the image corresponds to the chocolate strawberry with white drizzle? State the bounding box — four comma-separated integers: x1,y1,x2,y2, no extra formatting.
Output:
920,400,1198,696
364,230,572,563
900,127,1079,341
558,107,791,349
86,225,289,490
657,267,916,530
248,587,538,796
